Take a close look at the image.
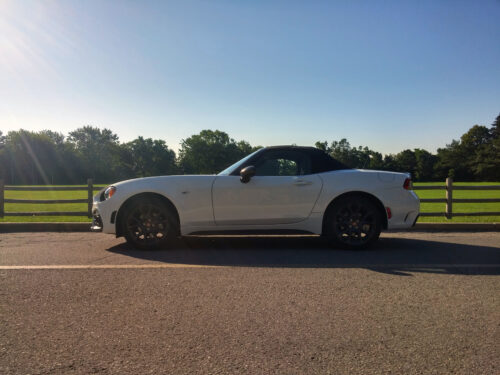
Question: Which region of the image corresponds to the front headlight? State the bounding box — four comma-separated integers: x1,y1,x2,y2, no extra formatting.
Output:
104,186,116,200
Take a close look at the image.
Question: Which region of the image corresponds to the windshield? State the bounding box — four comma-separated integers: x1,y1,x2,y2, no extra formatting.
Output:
217,148,263,175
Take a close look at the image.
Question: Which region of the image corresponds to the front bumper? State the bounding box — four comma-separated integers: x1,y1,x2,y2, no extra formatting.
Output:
412,214,420,227
90,208,103,232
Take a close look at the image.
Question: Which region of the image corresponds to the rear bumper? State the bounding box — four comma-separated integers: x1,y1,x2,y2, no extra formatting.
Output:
385,190,420,229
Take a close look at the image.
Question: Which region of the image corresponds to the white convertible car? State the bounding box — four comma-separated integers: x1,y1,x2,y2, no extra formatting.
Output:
91,146,419,249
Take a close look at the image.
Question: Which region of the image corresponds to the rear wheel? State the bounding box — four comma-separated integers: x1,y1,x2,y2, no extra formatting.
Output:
324,196,382,249
123,197,178,250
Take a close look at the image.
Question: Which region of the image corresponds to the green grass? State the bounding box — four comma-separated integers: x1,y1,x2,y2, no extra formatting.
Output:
414,182,500,223
1,185,105,223
1,182,499,223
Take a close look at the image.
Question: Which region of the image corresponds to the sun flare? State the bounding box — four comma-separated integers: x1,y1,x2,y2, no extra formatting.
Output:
0,0,74,76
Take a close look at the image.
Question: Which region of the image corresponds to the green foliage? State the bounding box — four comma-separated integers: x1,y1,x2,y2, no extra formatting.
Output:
122,137,177,177
3,130,62,185
393,149,416,176
414,149,437,181
315,139,373,169
0,131,6,183
0,113,498,184
67,126,121,182
178,130,258,174
316,113,499,181
0,126,177,184
434,119,500,181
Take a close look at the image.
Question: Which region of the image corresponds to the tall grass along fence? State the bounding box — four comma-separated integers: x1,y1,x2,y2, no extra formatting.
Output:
0,179,100,219
415,178,500,219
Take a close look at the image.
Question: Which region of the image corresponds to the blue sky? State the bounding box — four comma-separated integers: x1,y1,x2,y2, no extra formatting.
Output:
1,0,499,154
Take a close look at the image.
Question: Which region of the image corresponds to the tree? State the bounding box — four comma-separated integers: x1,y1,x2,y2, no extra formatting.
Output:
1,113,498,184
236,140,256,155
0,131,6,182
487,114,500,180
414,149,437,181
122,137,177,177
67,126,120,182
178,130,256,174
314,141,328,152
2,130,62,184
40,130,65,145
392,149,416,176
463,125,496,180
434,123,499,181
329,139,355,166
434,140,467,180
315,139,373,168
466,116,500,180
381,154,397,171
460,125,491,150
489,114,500,138
367,151,385,170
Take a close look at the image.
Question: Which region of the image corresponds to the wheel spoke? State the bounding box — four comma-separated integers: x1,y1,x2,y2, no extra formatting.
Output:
332,201,378,246
126,203,171,246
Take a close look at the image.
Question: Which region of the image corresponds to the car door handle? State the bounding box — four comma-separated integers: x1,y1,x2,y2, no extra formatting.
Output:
294,179,313,186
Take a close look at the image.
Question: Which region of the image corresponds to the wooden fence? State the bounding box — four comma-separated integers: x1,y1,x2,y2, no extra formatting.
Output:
0,178,499,220
414,178,500,219
0,179,100,219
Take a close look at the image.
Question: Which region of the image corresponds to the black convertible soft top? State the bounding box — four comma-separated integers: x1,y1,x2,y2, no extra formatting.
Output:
231,145,350,175
265,146,350,173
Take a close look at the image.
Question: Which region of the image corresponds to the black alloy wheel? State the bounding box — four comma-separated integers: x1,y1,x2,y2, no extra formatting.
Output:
123,197,177,250
325,196,381,249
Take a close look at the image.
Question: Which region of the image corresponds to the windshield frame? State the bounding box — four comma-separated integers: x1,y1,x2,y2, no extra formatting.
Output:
217,148,264,176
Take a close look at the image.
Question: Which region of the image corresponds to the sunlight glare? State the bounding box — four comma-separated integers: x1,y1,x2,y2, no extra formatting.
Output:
0,0,75,77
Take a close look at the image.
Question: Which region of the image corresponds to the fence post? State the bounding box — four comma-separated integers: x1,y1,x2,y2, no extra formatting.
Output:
446,177,453,219
87,178,93,218
0,179,4,218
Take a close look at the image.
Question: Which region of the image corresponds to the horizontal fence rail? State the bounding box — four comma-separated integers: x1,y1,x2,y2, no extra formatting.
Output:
418,198,500,203
414,178,500,219
6,212,90,216
0,179,101,219
5,199,89,204
412,185,446,190
4,186,92,191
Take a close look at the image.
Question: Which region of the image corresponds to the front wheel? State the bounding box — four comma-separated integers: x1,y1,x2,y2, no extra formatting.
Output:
123,197,178,250
324,196,382,249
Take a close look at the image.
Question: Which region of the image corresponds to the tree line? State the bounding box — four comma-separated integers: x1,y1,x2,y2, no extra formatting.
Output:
316,113,499,181
0,114,498,185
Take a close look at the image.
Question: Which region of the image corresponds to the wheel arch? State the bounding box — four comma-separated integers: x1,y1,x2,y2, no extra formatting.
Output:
321,191,388,235
115,192,181,238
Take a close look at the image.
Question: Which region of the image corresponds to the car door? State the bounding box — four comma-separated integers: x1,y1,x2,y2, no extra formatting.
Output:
212,149,323,225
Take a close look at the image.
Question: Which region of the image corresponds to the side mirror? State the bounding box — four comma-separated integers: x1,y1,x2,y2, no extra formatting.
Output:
240,165,256,183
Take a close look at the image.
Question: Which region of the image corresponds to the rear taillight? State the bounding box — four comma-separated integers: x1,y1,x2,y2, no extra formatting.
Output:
403,178,412,190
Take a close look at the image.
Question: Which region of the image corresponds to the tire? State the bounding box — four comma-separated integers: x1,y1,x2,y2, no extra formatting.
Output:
324,196,382,249
123,196,178,250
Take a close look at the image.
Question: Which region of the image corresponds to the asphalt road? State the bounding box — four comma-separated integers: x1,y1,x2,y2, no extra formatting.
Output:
1,232,499,375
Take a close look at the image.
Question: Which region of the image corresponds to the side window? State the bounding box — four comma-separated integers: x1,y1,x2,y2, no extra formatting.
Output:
254,151,312,176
